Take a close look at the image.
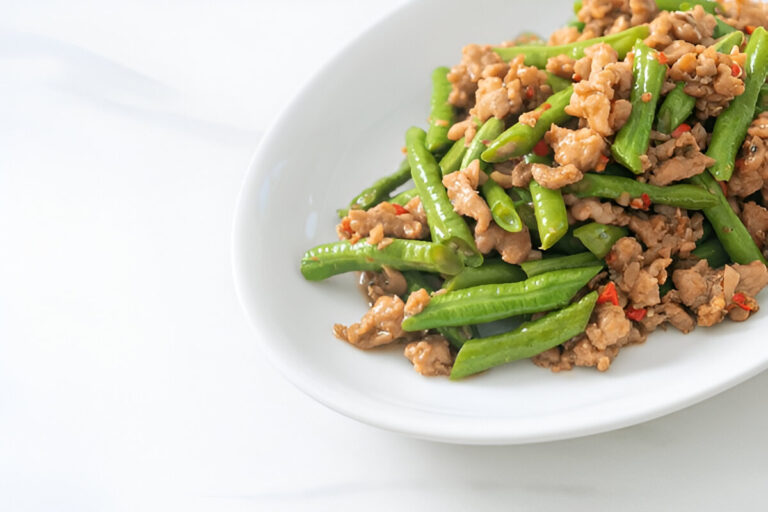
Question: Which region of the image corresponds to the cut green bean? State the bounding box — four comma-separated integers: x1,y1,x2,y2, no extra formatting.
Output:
711,30,744,53
530,179,568,250
612,40,667,174
450,291,598,380
402,266,602,331
563,173,719,209
402,271,473,348
493,26,649,68
714,17,737,39
339,158,411,217
390,188,418,206
438,137,467,175
520,252,601,277
546,72,572,92
688,171,765,264
656,82,696,134
573,222,629,259
707,27,768,181
425,67,454,153
406,127,483,267
692,237,730,268
756,83,768,114
442,259,526,291
463,118,523,232
482,86,573,162
301,239,463,281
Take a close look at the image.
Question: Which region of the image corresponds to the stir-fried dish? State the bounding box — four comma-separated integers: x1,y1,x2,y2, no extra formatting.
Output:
300,0,768,380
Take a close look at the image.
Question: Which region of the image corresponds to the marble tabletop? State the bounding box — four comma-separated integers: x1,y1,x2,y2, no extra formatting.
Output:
1,1,766,510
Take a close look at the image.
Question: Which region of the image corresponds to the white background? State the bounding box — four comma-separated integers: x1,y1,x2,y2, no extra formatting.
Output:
2,1,767,510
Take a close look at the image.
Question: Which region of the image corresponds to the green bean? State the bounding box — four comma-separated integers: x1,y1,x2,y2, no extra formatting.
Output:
707,27,768,181
568,20,586,32
573,222,629,259
655,0,719,13
756,83,768,114
390,188,418,206
301,239,463,281
493,26,649,68
714,17,737,39
546,72,572,92
692,237,731,268
520,252,601,277
406,127,483,267
339,158,411,217
611,40,667,174
462,118,524,232
439,137,467,175
442,259,526,291
711,30,744,53
656,82,696,134
425,67,454,153
573,1,582,15
450,291,598,380
530,179,568,250
552,229,588,254
402,266,602,331
482,86,573,162
688,171,765,264
563,173,719,209
402,271,473,348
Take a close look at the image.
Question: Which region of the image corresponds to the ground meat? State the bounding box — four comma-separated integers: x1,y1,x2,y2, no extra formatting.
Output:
446,117,478,144
545,125,608,172
627,206,703,260
443,160,493,233
733,261,768,297
729,113,768,197
546,54,576,80
404,288,430,317
548,26,582,46
643,129,715,185
358,267,407,305
471,55,551,122
338,201,426,242
491,160,534,188
447,44,504,108
741,202,768,250
566,44,633,136
577,0,657,40
475,224,533,264
530,163,584,190
333,295,407,349
719,0,768,31
566,196,631,226
404,335,453,376
585,302,632,350
646,5,717,50
667,45,746,119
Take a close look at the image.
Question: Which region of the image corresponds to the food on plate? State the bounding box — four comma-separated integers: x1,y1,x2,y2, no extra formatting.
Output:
300,0,768,379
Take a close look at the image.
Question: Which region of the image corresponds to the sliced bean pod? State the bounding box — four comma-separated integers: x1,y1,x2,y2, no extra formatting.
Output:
390,187,418,206
339,158,411,217
442,259,526,292
656,82,696,134
692,237,730,268
714,17,737,39
546,72,572,92
482,86,573,162
563,173,718,209
530,179,568,250
573,222,629,259
520,252,601,277
406,127,483,267
688,171,765,264
711,30,744,53
756,83,768,114
438,137,467,175
450,291,598,380
301,239,463,281
402,266,601,330
611,40,667,174
425,67,455,153
707,27,768,181
493,26,649,68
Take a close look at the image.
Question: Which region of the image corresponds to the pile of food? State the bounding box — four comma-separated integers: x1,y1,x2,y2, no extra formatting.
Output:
300,0,768,380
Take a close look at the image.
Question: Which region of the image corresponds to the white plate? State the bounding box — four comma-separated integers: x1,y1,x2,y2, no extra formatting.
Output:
232,0,768,444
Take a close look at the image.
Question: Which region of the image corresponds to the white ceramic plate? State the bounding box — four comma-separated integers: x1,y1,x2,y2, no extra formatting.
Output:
232,0,768,444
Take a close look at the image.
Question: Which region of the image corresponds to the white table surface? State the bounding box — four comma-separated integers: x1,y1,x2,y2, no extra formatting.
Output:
2,1,767,510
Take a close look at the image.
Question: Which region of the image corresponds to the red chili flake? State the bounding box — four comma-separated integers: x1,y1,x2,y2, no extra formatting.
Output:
731,292,756,311
340,217,352,234
533,139,550,156
526,85,535,99
595,154,610,172
401,146,407,154
597,282,619,306
573,73,582,82
641,92,652,103
671,123,691,138
392,203,409,215
541,103,552,112
481,139,492,145
746,25,756,35
625,306,647,322
717,180,728,196
657,52,668,65
641,193,651,210
731,64,742,77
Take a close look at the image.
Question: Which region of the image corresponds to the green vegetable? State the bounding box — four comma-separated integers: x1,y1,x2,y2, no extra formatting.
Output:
438,137,467,175
707,27,768,181
692,237,730,268
390,188,418,206
462,118,523,232
520,252,601,277
546,72,572,92
338,158,411,217
402,266,601,331
482,86,573,162
756,83,768,114
406,127,483,267
655,0,719,13
573,222,629,259
563,173,719,209
688,171,766,264
656,82,696,134
450,292,598,380
493,26,649,68
443,259,526,291
301,239,463,281
711,30,744,53
425,67,455,153
713,17,737,39
611,40,667,174
530,179,568,250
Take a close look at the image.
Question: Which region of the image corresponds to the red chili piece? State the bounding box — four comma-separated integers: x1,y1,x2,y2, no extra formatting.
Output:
624,306,647,321
526,86,535,99
533,139,550,157
718,180,728,196
657,52,668,65
671,123,691,138
641,193,651,210
597,282,619,306
746,25,756,35
731,64,742,77
732,293,755,311
392,203,409,215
